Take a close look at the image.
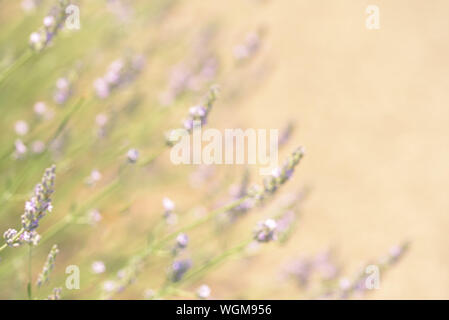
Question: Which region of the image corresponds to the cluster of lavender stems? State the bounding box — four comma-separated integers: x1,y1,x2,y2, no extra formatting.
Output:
101,148,305,299
319,242,410,299
0,1,412,300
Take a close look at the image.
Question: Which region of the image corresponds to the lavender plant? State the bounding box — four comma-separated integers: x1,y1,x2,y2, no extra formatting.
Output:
0,165,56,252
0,0,410,301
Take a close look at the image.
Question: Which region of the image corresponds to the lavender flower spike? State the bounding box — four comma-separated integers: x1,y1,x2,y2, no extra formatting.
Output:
37,244,59,286
166,85,219,146
246,147,305,204
0,165,56,251
262,146,305,195
21,165,56,234
12,164,57,248
169,259,192,282
254,219,277,243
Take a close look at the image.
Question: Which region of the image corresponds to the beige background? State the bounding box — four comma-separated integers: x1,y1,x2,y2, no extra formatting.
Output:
174,0,449,299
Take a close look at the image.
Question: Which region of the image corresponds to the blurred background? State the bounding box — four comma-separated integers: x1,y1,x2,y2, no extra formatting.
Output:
0,0,448,299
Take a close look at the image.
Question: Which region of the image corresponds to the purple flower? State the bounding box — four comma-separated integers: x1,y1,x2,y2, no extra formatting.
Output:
94,78,110,99
14,139,27,159
175,233,189,249
169,259,192,282
20,165,56,241
163,197,175,213
3,229,20,247
127,148,139,163
91,261,106,274
254,219,277,243
14,120,29,136
196,285,211,299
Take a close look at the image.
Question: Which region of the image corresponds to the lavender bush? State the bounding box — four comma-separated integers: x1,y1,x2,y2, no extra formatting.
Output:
0,0,409,300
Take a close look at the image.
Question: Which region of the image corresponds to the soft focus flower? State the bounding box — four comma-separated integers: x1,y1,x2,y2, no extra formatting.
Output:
143,289,155,299
91,169,102,182
95,113,108,127
94,78,110,99
127,148,139,163
21,0,38,12
14,139,27,159
53,77,72,104
314,250,339,281
87,209,102,226
103,280,116,292
31,140,45,154
340,278,351,290
163,197,175,213
94,55,145,99
86,169,102,186
285,258,312,287
14,120,29,136
169,259,192,282
172,233,189,255
33,101,47,115
254,219,277,243
196,284,211,299
233,31,261,61
91,261,106,274
29,32,41,45
43,16,55,27
175,233,189,249
162,197,178,225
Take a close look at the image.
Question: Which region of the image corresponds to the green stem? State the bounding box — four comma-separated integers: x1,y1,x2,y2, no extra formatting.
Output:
0,50,33,88
27,245,33,300
181,239,251,284
151,196,249,252
157,239,252,299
